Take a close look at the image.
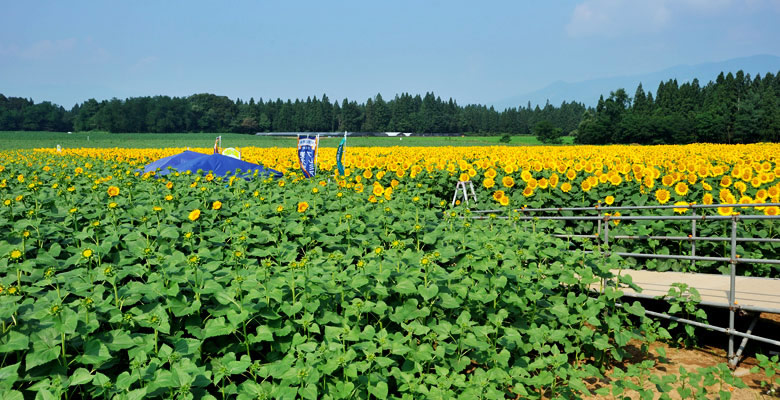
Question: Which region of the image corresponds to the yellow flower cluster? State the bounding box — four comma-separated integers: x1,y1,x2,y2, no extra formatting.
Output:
6,143,778,215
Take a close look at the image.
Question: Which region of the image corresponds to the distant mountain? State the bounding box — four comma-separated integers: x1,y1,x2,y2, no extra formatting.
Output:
495,54,780,110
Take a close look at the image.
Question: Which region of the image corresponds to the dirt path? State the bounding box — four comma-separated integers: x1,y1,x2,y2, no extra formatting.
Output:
585,312,780,399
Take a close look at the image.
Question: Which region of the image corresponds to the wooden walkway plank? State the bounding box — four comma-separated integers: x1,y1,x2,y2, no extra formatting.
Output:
599,270,780,314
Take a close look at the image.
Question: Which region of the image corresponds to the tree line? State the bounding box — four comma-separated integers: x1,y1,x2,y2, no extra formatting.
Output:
0,92,585,136
2,69,779,143
576,70,780,144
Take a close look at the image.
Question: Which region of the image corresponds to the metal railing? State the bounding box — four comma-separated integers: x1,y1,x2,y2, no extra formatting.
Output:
472,202,780,366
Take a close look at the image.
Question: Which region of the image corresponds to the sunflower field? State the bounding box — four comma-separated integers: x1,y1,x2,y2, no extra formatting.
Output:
0,143,778,399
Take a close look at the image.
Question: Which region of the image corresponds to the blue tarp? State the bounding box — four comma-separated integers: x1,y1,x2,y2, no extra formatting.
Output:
142,150,208,174
145,152,283,179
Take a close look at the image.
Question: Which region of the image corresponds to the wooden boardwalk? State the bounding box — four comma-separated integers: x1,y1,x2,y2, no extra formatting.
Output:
600,270,780,314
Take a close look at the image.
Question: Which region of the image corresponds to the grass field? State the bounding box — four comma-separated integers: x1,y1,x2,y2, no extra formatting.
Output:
0,131,573,149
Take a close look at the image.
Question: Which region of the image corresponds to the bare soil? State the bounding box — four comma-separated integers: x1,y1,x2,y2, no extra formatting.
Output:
585,312,780,399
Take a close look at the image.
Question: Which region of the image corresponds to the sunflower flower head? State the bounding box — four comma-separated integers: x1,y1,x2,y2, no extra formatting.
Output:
717,206,736,216
673,201,691,214
674,182,689,196
188,209,201,221
655,189,671,204
502,176,515,188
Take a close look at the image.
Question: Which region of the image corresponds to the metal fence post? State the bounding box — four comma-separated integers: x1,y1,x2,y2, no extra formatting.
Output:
597,208,602,249
691,208,697,271
728,215,738,364
596,206,607,293
604,215,610,257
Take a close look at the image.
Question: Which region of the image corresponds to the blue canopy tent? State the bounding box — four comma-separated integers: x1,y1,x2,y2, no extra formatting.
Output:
142,150,208,174
149,152,283,179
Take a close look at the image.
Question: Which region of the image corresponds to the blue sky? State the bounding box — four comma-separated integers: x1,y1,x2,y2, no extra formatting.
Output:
1,0,779,108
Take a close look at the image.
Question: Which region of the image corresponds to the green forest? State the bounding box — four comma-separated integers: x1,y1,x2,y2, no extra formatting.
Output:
1,69,779,144
576,70,780,144
0,93,584,138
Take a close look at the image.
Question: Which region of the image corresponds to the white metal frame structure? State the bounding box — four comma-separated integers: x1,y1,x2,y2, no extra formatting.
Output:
471,202,780,366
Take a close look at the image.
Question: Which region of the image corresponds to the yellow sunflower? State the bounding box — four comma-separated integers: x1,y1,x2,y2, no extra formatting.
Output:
655,189,671,204
549,174,559,187
733,181,746,194
662,175,674,186
188,209,201,221
738,195,753,208
673,201,690,214
717,206,735,216
674,182,689,196
372,185,384,197
502,176,515,188
755,189,768,202
720,176,731,187
702,193,714,205
612,211,621,226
